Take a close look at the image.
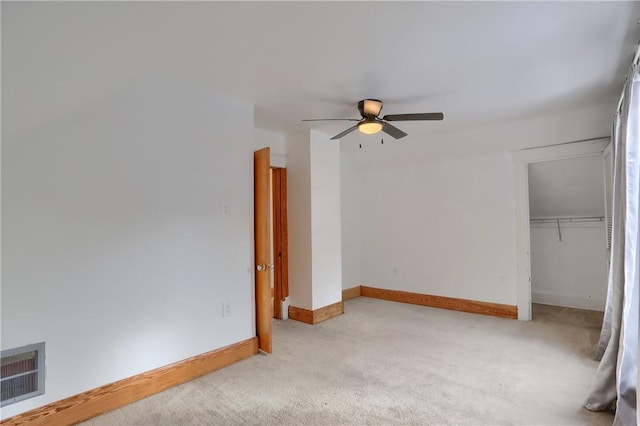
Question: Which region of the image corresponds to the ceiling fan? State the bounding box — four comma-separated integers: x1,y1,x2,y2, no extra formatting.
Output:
303,99,444,140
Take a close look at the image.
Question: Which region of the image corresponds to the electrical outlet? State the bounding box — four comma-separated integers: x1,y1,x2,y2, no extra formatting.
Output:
222,302,232,318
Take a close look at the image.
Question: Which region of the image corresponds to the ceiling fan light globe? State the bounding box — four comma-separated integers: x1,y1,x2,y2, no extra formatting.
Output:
358,121,383,135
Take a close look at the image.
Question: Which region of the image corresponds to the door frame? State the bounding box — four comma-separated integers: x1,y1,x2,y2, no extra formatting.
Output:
512,138,609,320
271,167,289,319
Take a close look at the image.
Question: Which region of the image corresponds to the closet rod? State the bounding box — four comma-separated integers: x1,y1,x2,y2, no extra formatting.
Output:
530,216,604,224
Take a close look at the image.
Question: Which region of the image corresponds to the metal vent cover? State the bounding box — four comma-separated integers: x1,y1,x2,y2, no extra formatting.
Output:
1,343,45,407
603,145,613,251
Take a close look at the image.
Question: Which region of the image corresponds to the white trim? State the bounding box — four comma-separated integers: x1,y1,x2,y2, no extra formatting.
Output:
511,139,609,320
271,153,287,168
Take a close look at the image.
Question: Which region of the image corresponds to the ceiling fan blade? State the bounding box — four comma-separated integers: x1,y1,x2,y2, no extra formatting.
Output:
382,122,408,139
302,118,360,122
330,125,359,140
382,113,444,121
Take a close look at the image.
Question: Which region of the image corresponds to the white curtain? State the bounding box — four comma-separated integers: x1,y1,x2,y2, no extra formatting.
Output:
585,64,639,425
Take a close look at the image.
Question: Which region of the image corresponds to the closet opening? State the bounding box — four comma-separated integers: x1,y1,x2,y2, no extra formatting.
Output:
527,153,609,325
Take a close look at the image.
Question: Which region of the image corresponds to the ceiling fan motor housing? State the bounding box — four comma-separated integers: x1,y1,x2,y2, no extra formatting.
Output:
358,99,383,118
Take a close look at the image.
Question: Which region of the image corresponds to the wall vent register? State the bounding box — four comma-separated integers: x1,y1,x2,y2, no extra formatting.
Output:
603,144,613,251
1,342,45,406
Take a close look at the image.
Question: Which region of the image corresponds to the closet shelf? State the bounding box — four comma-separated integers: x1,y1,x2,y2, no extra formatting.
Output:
530,216,604,224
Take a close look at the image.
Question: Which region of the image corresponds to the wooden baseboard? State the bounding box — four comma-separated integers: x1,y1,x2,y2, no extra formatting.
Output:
1,337,259,426
342,286,362,301
289,301,344,324
314,301,344,323
361,286,517,319
288,305,314,324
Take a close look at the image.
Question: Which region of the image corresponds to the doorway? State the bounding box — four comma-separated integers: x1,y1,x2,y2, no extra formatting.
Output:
512,138,609,320
527,155,608,319
270,167,289,319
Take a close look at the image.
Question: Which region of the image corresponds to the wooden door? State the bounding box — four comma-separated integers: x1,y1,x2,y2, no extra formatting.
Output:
254,148,272,353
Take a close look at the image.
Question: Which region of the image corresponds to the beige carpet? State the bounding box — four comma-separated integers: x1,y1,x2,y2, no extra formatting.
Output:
81,298,613,425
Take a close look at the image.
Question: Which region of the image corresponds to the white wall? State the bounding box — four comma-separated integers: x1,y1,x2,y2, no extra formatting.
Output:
254,128,287,167
286,130,313,310
286,130,342,310
528,156,605,218
1,77,255,419
358,153,517,305
530,223,607,310
340,146,361,290
310,131,342,309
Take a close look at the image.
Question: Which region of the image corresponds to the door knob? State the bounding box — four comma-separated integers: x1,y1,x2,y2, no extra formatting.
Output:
256,263,274,272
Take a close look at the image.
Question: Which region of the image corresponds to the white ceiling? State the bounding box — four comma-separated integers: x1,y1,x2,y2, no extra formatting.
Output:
2,1,640,142
528,155,605,218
